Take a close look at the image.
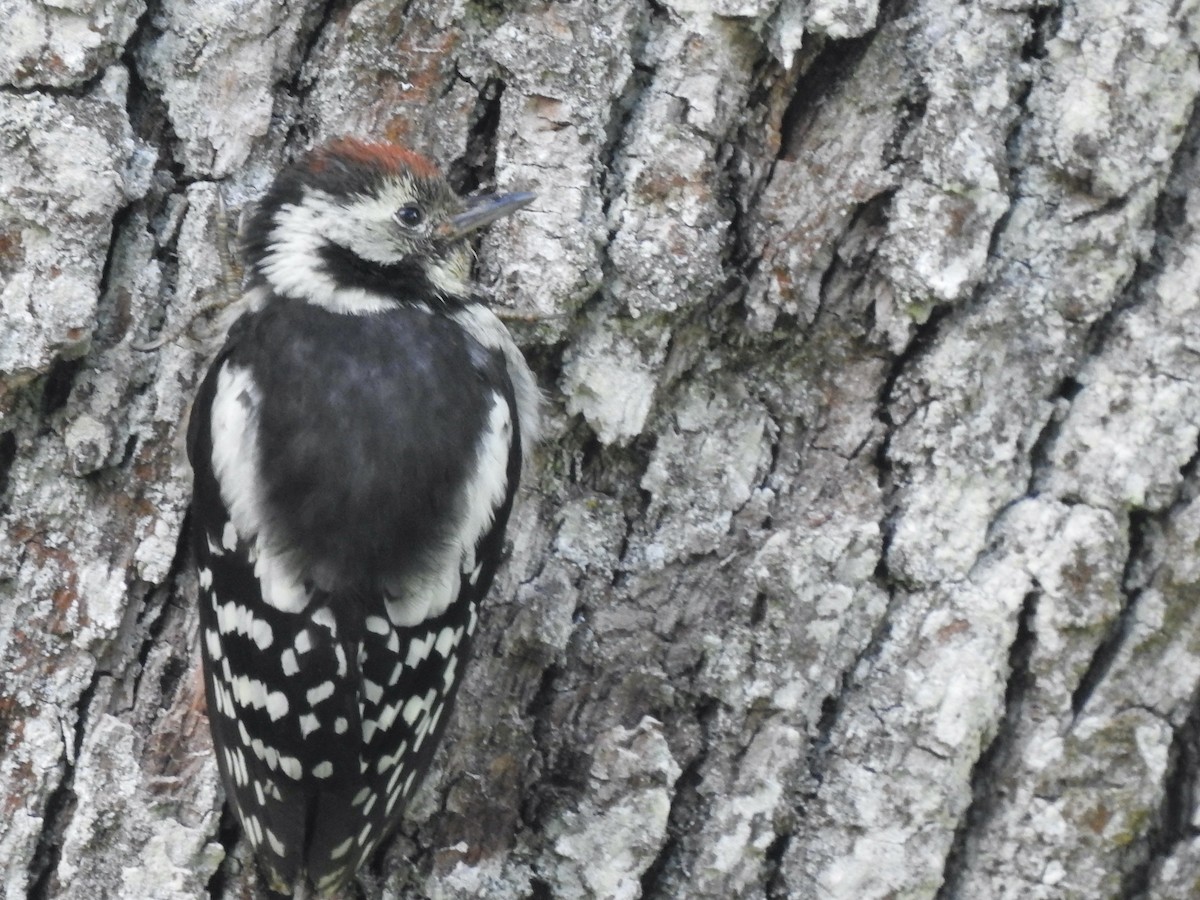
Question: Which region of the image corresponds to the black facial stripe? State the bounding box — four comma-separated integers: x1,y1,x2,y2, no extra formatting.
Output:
315,242,437,299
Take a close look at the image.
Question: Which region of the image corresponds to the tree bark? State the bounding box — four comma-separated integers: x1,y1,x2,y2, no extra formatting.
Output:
2,0,1199,897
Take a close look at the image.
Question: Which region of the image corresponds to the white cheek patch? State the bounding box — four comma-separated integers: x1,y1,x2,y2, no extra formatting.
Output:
385,392,513,627
263,183,478,311
262,192,396,315
342,179,422,264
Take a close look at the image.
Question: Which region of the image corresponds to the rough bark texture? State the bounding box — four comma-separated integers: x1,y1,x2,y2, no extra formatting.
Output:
2,0,1199,897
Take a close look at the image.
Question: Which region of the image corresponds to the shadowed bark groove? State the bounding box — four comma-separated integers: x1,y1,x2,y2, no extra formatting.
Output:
936,590,1039,899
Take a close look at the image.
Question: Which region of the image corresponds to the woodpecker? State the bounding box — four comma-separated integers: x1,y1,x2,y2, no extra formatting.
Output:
186,138,539,896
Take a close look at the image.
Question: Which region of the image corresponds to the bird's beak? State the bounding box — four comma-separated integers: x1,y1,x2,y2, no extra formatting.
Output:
439,191,536,240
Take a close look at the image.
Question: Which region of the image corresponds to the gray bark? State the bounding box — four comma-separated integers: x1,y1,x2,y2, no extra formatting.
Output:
2,0,1199,897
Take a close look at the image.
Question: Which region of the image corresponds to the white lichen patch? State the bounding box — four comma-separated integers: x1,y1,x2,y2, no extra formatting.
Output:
0,0,144,88
0,66,135,375
546,718,681,900
134,0,311,177
562,318,667,445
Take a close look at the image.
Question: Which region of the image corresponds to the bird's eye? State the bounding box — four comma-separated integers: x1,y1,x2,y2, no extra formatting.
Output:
394,204,425,228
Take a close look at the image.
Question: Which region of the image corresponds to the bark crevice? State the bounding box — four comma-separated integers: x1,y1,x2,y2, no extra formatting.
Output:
934,589,1040,899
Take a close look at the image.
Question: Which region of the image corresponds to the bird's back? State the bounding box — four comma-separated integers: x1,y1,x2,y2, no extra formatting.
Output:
188,297,521,892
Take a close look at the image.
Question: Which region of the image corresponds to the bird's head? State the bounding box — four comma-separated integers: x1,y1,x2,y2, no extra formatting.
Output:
244,138,534,313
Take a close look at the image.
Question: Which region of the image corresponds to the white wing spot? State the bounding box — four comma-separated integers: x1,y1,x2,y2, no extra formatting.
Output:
279,755,302,780
281,648,299,676
222,521,238,551
334,716,348,734
251,618,274,650
313,761,334,779
387,748,408,793
312,606,337,636
266,691,289,721
204,628,223,661
414,714,432,752
405,632,435,668
219,684,236,719
294,629,312,653
363,679,383,705
244,813,262,847
429,701,445,734
331,836,354,860
365,616,390,636
217,602,277,655
233,675,258,707
375,751,394,775
378,701,400,732
299,713,320,737
401,695,424,726
307,681,334,706
251,815,264,848
211,683,226,717
317,868,347,893
434,626,455,658
402,689,437,732
198,567,213,589
267,827,286,856
235,749,249,787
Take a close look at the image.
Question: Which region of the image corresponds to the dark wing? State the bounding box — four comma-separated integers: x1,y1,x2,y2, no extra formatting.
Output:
303,383,523,890
189,349,362,893
190,338,523,895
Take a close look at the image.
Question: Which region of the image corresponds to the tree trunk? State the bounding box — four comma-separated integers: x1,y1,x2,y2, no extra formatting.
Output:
2,0,1199,897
